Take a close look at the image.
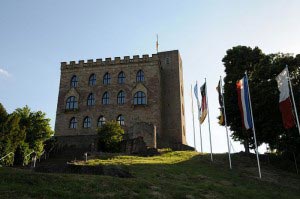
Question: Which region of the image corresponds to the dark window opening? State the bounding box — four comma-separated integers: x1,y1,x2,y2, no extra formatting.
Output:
66,96,78,110
136,70,144,82
117,90,125,105
69,117,77,128
133,91,146,105
87,93,95,106
117,114,125,126
103,72,111,85
102,92,109,105
118,71,125,84
89,74,96,86
71,75,78,88
83,116,91,128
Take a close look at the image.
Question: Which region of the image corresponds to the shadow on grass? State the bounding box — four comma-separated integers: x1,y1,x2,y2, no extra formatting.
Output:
1,151,300,199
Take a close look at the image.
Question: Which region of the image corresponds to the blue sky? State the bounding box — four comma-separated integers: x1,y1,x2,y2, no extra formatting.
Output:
1,0,300,153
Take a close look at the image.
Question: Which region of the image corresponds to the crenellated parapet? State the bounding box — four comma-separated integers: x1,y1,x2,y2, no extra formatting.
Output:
61,54,159,70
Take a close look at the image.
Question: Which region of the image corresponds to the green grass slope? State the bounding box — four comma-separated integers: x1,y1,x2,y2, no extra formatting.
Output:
0,150,300,199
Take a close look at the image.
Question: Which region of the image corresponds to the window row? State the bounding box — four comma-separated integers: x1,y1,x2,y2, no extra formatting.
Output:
69,115,124,129
65,91,146,110
70,70,144,88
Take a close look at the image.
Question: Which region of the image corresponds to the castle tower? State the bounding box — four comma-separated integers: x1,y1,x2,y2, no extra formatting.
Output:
54,50,186,149
158,50,186,146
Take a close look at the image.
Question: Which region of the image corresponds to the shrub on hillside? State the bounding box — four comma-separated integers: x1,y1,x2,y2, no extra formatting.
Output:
97,121,124,152
0,103,54,166
14,142,31,166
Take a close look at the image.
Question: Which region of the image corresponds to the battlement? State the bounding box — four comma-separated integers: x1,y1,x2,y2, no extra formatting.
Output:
61,54,159,69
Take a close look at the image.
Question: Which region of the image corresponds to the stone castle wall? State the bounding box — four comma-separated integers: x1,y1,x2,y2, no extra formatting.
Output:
55,50,186,148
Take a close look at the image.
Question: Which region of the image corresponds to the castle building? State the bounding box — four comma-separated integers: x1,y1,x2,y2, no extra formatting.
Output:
55,50,186,149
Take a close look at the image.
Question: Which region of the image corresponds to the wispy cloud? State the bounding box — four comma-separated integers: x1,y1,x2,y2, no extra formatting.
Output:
0,68,11,78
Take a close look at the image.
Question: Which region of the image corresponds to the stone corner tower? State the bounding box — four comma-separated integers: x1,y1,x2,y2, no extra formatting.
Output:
158,50,186,146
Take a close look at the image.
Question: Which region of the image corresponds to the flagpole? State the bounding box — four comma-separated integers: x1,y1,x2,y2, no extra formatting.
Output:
156,34,159,53
196,81,203,153
205,78,213,162
191,85,197,151
286,66,300,136
199,121,203,153
230,141,236,153
220,76,232,169
245,72,262,179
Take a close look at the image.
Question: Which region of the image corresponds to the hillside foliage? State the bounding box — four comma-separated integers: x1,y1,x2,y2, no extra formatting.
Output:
97,121,124,152
0,103,53,166
222,46,300,154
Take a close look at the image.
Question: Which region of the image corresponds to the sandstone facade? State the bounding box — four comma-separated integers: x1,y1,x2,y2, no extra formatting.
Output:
55,50,186,148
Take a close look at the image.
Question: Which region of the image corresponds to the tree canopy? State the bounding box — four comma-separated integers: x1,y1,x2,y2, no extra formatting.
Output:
0,104,53,166
221,46,300,154
97,121,124,152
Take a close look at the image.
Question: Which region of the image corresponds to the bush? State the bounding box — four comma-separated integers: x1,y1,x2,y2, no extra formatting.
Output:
0,103,54,166
44,137,57,153
14,142,31,166
97,121,124,152
0,139,14,166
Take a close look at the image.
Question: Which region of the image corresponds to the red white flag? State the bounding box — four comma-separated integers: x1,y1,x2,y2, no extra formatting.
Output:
200,83,207,124
276,68,295,129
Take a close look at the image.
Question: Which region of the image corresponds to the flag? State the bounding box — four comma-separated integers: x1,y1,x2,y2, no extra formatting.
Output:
200,83,207,124
236,76,253,130
194,82,201,120
216,80,225,125
276,68,295,129
156,34,159,52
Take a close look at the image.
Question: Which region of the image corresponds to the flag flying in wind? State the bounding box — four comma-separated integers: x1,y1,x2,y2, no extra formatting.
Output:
236,75,253,130
216,80,225,125
194,82,201,120
200,83,207,124
276,68,295,129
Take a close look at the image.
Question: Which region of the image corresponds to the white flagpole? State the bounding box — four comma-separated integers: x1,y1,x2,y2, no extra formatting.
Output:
220,76,232,169
286,66,300,136
199,121,203,153
245,72,262,179
156,34,159,53
230,141,236,153
191,85,197,151
205,78,213,162
196,81,203,153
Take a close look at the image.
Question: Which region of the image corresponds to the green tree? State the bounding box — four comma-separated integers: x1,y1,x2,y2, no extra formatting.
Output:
0,104,54,166
97,121,124,152
0,113,25,165
222,46,265,152
14,142,31,166
14,106,53,157
222,46,300,154
0,103,8,126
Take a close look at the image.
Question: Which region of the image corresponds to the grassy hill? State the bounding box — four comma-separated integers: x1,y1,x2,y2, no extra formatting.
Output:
0,150,300,199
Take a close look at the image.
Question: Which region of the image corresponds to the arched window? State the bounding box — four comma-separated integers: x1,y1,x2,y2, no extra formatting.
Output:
117,90,125,105
66,96,78,110
87,93,95,106
97,116,106,127
136,70,144,82
89,74,96,86
117,114,125,126
69,117,77,129
118,71,125,84
71,75,78,88
133,91,146,105
83,116,91,128
103,72,111,85
165,57,170,64
102,92,109,105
